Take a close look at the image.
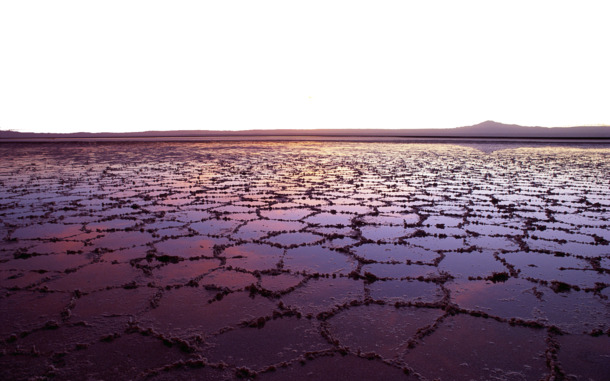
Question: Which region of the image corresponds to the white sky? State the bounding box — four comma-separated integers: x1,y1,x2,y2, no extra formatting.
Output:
1,1,609,133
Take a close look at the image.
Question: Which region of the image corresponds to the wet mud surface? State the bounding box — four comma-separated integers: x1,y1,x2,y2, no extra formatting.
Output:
0,141,609,380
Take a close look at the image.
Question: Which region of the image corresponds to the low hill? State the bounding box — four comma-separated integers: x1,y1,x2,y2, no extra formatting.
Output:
1,121,609,139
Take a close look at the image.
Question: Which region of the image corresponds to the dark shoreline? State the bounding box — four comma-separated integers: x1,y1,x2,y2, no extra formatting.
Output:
2,135,610,144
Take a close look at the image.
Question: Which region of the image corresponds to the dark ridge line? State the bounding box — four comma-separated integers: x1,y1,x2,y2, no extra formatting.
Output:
2,134,610,141
2,119,610,138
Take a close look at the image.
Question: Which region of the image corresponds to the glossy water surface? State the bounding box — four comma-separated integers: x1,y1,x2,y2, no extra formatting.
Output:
0,141,608,380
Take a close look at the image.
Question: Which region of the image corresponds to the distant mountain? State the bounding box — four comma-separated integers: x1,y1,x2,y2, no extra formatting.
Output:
448,121,610,138
1,121,610,139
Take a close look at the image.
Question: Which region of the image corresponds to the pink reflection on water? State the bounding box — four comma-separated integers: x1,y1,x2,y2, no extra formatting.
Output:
283,245,355,275
328,304,444,359
151,258,221,286
224,243,283,272
140,290,276,338
280,277,364,316
234,220,306,241
0,291,71,336
2,253,90,272
403,314,548,380
265,232,324,247
200,269,258,290
155,236,225,258
206,317,331,369
43,262,144,292
12,224,84,240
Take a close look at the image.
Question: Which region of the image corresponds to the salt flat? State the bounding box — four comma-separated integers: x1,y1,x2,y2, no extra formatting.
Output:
0,141,608,380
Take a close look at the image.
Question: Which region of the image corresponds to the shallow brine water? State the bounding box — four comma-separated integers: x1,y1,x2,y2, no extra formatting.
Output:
0,141,608,380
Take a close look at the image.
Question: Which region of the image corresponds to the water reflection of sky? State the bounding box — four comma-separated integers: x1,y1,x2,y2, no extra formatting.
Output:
0,141,608,380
